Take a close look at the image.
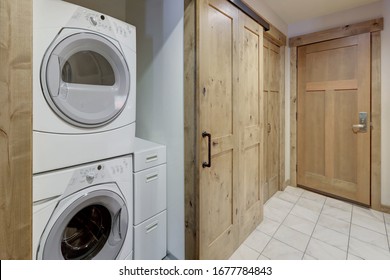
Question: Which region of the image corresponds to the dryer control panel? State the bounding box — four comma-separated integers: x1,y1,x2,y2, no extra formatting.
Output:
67,7,136,51
70,8,113,33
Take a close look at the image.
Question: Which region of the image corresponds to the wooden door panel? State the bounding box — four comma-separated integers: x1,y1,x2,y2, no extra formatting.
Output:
334,91,358,184
269,42,280,92
244,145,260,210
303,92,325,176
238,11,263,243
242,26,260,127
263,38,280,201
205,151,234,244
297,33,370,205
267,90,279,196
198,0,239,259
207,5,234,138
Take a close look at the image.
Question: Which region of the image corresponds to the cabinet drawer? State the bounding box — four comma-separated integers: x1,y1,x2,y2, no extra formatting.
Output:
134,139,166,172
134,164,166,224
133,211,167,260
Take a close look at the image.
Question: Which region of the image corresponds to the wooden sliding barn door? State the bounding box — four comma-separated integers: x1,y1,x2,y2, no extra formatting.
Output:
196,0,264,259
198,0,240,259
263,38,281,201
297,33,371,205
238,11,264,243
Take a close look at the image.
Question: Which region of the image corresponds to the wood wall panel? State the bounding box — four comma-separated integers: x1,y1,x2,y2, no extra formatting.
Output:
0,0,32,259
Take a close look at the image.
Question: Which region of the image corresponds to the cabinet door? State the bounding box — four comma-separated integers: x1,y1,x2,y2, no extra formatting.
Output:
263,38,281,201
198,0,239,259
238,11,264,243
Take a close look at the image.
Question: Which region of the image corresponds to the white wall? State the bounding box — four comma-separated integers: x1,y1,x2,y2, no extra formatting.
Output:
65,0,126,21
126,0,185,259
287,0,390,206
288,1,383,37
244,0,288,34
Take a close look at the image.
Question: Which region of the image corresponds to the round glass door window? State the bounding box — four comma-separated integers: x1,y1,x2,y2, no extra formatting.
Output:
61,205,111,260
41,189,128,260
41,31,130,127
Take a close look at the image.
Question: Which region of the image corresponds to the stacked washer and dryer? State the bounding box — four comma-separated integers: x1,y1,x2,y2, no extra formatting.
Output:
33,0,136,260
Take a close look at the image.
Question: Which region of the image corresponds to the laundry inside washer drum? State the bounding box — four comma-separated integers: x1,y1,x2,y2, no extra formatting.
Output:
61,205,111,260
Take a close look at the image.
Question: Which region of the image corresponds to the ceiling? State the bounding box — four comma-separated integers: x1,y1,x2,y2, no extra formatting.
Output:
262,0,382,24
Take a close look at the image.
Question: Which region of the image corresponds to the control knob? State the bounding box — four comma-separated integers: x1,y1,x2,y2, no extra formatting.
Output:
86,171,96,184
89,16,98,26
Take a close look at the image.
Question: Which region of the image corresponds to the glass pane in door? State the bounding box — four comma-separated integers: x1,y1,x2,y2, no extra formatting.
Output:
62,51,115,86
61,205,111,260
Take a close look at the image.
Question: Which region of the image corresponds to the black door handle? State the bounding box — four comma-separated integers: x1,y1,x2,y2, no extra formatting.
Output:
202,131,211,168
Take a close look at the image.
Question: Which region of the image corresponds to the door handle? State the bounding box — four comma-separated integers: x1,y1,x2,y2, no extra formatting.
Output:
202,131,211,168
267,123,271,134
352,112,367,133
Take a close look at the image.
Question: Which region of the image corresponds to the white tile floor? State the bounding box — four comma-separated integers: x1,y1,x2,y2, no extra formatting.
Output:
230,186,390,260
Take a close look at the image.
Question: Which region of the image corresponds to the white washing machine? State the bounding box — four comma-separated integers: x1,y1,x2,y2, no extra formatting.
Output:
33,155,133,260
33,0,136,173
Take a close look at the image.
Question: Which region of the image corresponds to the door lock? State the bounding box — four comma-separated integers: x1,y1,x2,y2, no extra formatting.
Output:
352,112,367,133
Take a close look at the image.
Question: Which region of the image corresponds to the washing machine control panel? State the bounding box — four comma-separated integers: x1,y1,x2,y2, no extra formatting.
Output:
67,158,131,188
77,165,106,185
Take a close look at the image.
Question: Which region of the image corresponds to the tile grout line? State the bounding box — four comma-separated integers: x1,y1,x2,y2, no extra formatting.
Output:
383,213,390,252
346,205,354,259
259,188,305,259
300,195,327,259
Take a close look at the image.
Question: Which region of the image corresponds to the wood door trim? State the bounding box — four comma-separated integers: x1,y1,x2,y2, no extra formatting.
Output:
290,20,383,211
371,31,382,211
289,18,383,47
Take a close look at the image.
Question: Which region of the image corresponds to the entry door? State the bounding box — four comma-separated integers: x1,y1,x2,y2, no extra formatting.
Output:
297,33,371,205
198,0,239,259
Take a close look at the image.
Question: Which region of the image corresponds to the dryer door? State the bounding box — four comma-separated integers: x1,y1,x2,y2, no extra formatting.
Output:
41,30,130,128
39,188,128,260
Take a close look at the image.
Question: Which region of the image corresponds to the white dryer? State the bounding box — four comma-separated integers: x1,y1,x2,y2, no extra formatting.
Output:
33,0,136,173
33,155,133,260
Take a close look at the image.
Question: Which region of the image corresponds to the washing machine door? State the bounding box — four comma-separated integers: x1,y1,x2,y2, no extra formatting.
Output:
41,29,130,128
39,187,128,260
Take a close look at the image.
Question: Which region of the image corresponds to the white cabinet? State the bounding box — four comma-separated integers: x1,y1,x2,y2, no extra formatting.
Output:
133,138,167,259
133,211,167,260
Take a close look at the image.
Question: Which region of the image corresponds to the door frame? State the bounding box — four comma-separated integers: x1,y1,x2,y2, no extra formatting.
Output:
289,18,384,211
